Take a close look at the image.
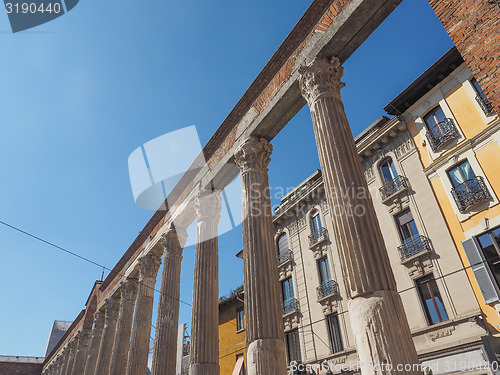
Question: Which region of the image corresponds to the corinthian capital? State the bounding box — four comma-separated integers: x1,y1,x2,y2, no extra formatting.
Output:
299,56,345,104
234,136,273,174
195,188,222,223
138,252,162,279
161,224,188,255
93,309,105,330
104,296,120,321
120,278,138,302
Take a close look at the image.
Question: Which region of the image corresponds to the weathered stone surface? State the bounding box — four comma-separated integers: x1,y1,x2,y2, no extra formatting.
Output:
189,189,222,375
94,296,120,375
299,57,419,373
83,309,105,375
235,137,287,375
151,225,188,375
70,329,91,375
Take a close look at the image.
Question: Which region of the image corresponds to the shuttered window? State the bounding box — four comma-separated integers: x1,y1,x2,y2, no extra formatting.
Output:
277,233,288,258
462,236,500,304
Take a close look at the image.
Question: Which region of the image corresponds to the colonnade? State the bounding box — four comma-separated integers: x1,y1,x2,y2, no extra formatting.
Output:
42,57,418,375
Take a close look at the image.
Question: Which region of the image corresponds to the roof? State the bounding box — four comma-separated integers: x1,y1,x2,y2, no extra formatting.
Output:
384,47,464,116
0,356,44,364
44,321,73,357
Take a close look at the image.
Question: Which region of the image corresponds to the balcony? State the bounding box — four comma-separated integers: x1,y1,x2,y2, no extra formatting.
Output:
379,176,410,201
451,176,492,213
282,298,299,315
277,249,293,266
316,280,339,300
398,235,431,262
426,118,459,152
309,227,328,247
476,93,494,115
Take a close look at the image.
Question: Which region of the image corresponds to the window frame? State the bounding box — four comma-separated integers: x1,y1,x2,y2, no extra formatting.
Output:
326,313,344,354
281,277,295,302
317,256,332,285
476,227,500,290
415,274,449,325
236,306,245,332
285,329,301,363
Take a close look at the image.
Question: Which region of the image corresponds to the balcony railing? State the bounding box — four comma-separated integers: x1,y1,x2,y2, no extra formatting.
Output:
379,175,410,201
476,93,494,115
282,298,299,315
309,227,327,247
426,118,459,152
277,249,293,266
451,176,492,213
316,280,338,300
398,235,431,262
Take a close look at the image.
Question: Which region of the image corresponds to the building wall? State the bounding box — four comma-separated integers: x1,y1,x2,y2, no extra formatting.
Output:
428,0,500,112
0,362,42,375
404,62,500,332
219,297,245,375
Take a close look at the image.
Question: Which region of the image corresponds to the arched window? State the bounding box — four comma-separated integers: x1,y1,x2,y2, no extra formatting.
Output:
311,210,322,236
277,233,288,258
379,158,398,183
423,106,446,131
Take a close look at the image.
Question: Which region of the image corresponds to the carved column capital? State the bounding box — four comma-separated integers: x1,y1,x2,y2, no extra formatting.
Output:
93,309,105,330
104,296,120,322
161,225,188,255
194,188,222,223
138,252,162,279
120,278,138,302
299,56,345,104
234,136,273,174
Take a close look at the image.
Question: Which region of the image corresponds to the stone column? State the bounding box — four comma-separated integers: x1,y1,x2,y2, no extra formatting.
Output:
109,279,138,375
189,189,222,375
299,57,419,374
59,348,69,375
83,310,105,375
64,339,77,375
234,138,287,375
151,225,188,375
71,328,91,375
126,252,162,375
94,296,121,375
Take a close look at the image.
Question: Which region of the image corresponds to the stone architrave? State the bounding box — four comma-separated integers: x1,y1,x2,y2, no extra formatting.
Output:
109,278,138,375
234,138,287,375
299,56,420,374
83,309,105,375
189,189,222,375
151,225,188,375
126,252,162,375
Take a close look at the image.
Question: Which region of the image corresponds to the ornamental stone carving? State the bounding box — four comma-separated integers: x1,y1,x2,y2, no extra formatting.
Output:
138,252,162,279
121,278,138,302
234,137,272,174
299,56,345,104
195,188,222,224
161,224,188,256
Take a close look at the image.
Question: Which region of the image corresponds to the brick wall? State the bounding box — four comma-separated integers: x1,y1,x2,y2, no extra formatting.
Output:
428,0,500,112
0,362,42,375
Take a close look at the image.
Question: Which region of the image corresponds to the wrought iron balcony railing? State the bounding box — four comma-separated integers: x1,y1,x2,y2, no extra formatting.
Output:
282,298,299,315
476,93,494,115
316,280,338,300
426,118,459,152
379,175,410,201
398,235,431,262
277,249,293,266
309,227,327,247
451,176,492,213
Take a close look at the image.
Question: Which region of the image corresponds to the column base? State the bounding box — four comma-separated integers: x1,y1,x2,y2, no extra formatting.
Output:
189,363,219,375
246,338,287,375
348,290,420,375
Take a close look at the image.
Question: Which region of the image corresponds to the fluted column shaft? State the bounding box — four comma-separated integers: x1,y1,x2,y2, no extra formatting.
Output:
64,339,77,375
95,296,121,375
71,328,91,375
126,252,162,375
235,138,287,375
151,226,188,375
299,57,419,374
59,349,69,375
189,190,222,375
109,279,138,375
83,310,105,375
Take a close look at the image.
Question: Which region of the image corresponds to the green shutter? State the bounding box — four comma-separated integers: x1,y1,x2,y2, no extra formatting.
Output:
462,237,500,304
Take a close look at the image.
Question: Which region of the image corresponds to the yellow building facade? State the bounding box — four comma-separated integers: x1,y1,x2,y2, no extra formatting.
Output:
219,292,245,375
385,47,500,333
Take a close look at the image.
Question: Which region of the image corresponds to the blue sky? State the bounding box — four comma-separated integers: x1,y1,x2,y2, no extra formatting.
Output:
0,0,453,357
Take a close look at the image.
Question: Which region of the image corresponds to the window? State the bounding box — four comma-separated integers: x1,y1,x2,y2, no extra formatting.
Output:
236,307,244,331
395,209,419,243
423,106,459,151
285,330,301,363
423,106,446,130
447,160,475,188
326,314,343,353
235,354,245,375
318,257,331,284
379,158,398,183
416,274,449,325
477,227,500,289
277,233,291,265
281,277,294,302
311,210,322,235
471,78,494,115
